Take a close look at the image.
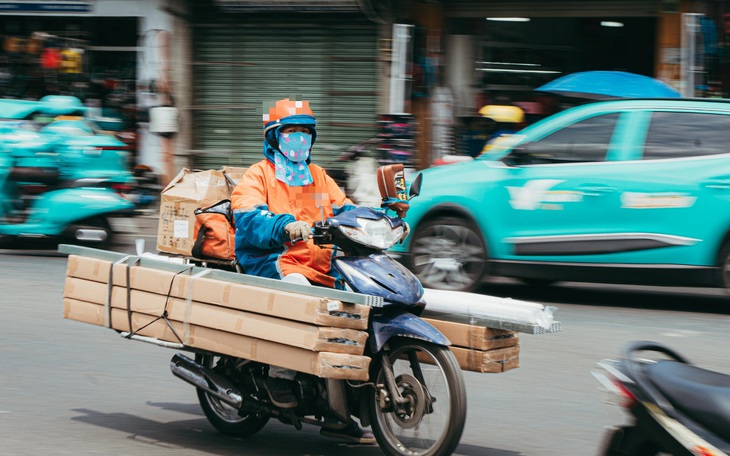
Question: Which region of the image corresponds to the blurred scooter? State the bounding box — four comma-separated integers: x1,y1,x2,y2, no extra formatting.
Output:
593,341,730,456
0,96,135,246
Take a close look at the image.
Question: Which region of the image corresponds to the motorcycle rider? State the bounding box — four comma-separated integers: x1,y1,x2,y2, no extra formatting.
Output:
230,98,374,444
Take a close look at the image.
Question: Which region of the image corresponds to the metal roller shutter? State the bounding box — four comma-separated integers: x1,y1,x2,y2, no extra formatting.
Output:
191,18,378,171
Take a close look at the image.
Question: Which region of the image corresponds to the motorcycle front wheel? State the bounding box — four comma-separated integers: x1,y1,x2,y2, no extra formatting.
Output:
195,354,269,437
368,338,467,456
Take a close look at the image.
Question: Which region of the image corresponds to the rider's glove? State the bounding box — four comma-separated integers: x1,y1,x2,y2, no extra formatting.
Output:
284,220,311,243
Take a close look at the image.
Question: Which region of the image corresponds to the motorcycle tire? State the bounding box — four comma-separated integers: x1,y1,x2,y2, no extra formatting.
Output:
599,426,663,456
195,354,269,437
368,338,467,456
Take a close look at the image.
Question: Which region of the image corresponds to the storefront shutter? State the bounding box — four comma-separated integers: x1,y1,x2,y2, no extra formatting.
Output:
191,18,378,172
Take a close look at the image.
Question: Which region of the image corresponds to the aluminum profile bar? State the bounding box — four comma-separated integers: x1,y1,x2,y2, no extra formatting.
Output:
420,309,562,335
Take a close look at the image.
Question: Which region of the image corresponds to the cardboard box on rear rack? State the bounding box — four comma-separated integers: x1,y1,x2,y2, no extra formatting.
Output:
156,167,248,256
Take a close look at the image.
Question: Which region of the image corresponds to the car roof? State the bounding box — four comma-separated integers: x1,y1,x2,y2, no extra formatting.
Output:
568,97,730,110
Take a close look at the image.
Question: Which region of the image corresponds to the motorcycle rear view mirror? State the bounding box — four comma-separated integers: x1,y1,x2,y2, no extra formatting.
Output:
377,164,411,218
409,172,422,198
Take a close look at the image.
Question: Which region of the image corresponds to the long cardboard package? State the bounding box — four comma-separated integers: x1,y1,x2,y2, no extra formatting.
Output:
423,318,518,351
418,318,520,373
62,277,368,355
63,298,369,380
65,254,369,330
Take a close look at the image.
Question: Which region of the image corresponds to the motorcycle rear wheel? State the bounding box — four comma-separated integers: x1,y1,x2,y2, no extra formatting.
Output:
195,354,269,437
368,339,467,456
599,426,664,456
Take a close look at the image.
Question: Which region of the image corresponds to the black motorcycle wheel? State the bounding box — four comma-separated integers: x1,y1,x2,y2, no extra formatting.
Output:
599,426,663,456
368,338,467,456
195,354,269,437
409,217,487,292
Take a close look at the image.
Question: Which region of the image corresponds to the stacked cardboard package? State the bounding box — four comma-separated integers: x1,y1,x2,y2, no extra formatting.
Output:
423,319,520,373
62,254,372,380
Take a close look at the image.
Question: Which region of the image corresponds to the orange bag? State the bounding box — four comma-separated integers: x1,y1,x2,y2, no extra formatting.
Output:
192,199,236,260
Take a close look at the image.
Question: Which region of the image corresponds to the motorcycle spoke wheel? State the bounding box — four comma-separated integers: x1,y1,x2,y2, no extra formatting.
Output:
370,339,466,456
195,354,269,437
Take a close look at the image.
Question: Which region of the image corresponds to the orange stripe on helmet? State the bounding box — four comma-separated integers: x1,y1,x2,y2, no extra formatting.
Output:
262,98,315,126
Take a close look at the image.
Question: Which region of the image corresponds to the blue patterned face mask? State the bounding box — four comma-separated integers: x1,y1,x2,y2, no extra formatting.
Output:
274,131,313,186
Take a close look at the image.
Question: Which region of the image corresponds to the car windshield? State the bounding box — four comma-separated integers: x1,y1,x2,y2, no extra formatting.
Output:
477,134,527,159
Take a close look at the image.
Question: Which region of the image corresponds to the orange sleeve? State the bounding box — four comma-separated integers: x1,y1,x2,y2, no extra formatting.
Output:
231,162,268,211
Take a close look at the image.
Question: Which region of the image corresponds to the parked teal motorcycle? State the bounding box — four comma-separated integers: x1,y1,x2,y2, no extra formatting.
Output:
0,96,135,246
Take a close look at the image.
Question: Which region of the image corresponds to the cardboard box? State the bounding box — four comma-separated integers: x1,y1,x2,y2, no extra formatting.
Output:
62,276,369,354
64,256,369,329
450,346,520,373
220,166,247,185
173,274,369,329
156,168,233,256
110,287,368,355
423,318,518,350
63,298,370,380
418,345,520,373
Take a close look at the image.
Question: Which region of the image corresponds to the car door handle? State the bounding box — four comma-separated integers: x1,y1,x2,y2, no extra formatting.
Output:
578,185,617,196
703,179,730,189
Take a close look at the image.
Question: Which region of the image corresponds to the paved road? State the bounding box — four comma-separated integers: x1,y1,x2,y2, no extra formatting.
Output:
1,222,730,455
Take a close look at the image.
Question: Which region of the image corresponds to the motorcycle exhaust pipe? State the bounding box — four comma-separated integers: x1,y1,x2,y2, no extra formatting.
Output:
170,353,243,408
74,229,108,242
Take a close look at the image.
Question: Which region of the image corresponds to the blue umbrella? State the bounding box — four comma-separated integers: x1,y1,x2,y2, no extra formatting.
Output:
536,71,681,99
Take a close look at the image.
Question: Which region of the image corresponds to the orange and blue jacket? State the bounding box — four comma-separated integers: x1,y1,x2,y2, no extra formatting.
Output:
231,158,354,288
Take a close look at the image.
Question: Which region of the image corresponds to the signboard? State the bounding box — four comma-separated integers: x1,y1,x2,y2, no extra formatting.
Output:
0,1,92,12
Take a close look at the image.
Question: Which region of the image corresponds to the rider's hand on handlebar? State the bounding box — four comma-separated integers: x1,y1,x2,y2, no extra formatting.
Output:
284,221,311,243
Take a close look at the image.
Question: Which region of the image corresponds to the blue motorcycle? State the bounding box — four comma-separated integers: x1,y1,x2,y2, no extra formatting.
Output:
171,166,468,456
0,96,135,246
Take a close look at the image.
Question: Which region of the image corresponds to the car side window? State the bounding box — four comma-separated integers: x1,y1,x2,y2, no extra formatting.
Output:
513,113,619,165
643,111,730,159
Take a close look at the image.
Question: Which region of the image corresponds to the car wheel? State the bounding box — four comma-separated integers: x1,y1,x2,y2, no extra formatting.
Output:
718,242,730,291
409,217,487,292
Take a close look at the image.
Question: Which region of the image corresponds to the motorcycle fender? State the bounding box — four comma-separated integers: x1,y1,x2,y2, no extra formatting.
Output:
26,188,133,229
369,309,450,353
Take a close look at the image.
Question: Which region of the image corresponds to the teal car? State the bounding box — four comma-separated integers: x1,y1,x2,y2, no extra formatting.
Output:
390,98,730,291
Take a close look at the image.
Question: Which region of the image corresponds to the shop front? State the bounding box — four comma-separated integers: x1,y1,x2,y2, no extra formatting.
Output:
1,0,172,175
184,0,382,172
443,1,661,127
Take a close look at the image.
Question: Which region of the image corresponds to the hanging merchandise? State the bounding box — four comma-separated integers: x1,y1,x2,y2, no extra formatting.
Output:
26,33,44,55
41,47,62,70
376,114,416,166
60,48,83,74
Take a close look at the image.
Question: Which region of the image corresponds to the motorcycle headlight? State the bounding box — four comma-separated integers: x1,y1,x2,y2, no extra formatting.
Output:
339,217,405,249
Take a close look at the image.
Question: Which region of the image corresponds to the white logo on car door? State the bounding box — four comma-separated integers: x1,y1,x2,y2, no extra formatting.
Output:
507,179,582,210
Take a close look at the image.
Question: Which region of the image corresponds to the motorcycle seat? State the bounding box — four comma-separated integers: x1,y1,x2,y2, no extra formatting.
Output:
647,360,730,442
